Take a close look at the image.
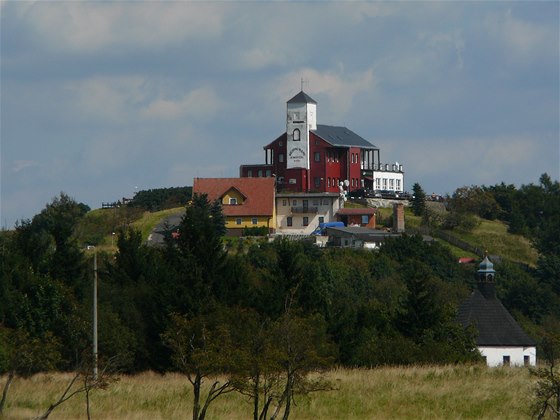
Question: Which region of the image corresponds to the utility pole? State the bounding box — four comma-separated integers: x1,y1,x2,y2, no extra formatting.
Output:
93,249,98,380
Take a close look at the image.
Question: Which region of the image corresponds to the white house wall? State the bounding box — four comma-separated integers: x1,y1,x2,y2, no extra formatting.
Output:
373,170,404,192
276,194,341,235
479,346,536,367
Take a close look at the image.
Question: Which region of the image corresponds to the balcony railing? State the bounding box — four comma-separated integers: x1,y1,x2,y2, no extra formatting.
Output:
291,206,319,214
361,163,404,172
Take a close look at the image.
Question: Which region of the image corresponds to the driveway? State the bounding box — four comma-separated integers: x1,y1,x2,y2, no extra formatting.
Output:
146,211,185,246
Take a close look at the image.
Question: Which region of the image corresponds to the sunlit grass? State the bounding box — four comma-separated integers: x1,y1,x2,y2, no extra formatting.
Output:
3,365,535,419
132,207,185,241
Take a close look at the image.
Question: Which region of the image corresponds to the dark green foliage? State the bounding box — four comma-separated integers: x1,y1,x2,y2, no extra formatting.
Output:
2,179,558,386
128,186,192,212
411,183,426,216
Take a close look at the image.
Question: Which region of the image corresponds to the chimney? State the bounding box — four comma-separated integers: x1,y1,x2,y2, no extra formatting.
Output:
392,203,405,233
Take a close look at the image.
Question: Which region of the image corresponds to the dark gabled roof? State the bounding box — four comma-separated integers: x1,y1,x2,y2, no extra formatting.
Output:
457,289,536,346
287,91,317,104
312,125,377,149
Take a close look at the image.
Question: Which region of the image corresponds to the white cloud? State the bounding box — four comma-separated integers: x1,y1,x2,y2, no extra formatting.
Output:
141,87,225,121
19,2,228,52
65,76,147,123
401,134,540,187
484,8,556,63
12,160,40,173
276,67,376,117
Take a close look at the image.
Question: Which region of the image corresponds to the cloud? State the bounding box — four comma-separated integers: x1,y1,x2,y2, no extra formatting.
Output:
276,67,376,117
399,134,545,189
142,87,225,121
65,76,147,123
16,2,229,52
12,160,40,173
484,8,556,63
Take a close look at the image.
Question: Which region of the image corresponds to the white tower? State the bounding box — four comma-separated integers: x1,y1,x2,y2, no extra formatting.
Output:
286,91,317,170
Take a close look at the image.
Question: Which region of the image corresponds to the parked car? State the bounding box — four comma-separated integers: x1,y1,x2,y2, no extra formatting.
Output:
377,189,398,199
348,188,377,199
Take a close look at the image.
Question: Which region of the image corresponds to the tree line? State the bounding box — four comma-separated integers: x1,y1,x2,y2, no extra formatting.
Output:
1,173,559,417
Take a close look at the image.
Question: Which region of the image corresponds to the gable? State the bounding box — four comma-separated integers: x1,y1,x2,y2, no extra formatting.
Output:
221,187,246,205
193,177,275,217
457,290,536,346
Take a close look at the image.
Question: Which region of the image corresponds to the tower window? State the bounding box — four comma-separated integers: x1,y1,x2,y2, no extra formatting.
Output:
293,129,301,141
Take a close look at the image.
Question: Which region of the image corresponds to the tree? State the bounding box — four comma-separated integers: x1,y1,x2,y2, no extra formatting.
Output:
266,312,335,420
530,332,560,419
0,327,61,416
33,351,118,420
411,183,426,217
162,310,237,420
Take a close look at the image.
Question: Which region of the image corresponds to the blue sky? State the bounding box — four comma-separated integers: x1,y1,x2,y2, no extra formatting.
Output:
1,1,558,228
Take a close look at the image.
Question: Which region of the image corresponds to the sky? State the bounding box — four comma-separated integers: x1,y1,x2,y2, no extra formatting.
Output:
1,1,559,228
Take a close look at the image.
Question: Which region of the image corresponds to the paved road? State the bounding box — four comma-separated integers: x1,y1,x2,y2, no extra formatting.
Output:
146,211,185,246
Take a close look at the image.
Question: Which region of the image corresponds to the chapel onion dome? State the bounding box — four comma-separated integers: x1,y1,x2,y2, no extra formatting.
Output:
478,255,496,283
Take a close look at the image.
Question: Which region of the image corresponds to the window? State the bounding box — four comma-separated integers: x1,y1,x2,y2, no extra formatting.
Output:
287,217,292,227
252,218,258,225
229,198,237,205
292,200,297,206
314,177,321,188
282,199,287,206
376,178,381,189
382,178,387,189
524,355,530,366
258,169,263,177
266,169,272,177
279,141,283,146
293,129,301,141
319,216,324,224
303,217,309,226
314,151,320,162
248,170,253,177
312,199,319,206
361,215,369,224
327,178,331,187
396,179,401,190
503,355,510,366
236,218,242,225
389,179,394,189
279,153,284,163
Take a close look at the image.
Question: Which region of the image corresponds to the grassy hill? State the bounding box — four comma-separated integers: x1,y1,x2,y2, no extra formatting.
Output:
77,201,538,267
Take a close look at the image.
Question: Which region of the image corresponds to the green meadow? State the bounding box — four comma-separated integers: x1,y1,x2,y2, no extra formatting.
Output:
3,365,535,419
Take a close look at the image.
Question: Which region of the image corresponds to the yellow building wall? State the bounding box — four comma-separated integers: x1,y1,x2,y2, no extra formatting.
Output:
221,189,245,205
225,216,271,229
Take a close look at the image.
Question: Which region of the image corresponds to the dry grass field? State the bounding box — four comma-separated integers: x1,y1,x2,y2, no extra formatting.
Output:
3,365,536,419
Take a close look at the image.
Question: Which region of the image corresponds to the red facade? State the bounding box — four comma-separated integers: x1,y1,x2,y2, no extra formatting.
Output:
240,132,370,194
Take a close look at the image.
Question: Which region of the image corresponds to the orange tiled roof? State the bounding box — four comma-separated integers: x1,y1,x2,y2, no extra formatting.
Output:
193,177,275,217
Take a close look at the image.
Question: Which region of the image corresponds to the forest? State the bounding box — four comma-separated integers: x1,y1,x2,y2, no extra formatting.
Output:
0,174,559,418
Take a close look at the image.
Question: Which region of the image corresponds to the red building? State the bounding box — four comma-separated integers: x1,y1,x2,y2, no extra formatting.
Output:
240,91,404,194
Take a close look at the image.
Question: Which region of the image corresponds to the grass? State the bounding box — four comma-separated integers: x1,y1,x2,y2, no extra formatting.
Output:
131,207,185,241
2,365,536,419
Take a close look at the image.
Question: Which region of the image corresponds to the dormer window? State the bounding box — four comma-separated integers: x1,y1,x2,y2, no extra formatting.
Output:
293,129,300,141
229,198,237,205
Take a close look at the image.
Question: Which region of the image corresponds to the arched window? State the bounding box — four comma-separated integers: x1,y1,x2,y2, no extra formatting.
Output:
293,129,300,141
